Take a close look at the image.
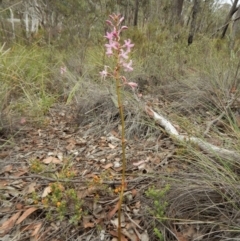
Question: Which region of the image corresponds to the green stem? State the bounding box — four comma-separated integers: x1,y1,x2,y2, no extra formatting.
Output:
115,52,127,241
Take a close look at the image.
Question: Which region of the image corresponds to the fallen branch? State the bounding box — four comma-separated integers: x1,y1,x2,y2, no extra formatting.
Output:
145,106,240,161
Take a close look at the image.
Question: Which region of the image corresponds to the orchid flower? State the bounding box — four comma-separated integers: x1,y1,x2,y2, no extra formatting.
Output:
100,14,137,90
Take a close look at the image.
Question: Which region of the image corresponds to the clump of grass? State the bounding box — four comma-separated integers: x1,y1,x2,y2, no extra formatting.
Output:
129,26,240,240
145,142,240,241
0,44,62,134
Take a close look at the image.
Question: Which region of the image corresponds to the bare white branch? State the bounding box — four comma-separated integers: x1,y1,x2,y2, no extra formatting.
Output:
146,107,240,161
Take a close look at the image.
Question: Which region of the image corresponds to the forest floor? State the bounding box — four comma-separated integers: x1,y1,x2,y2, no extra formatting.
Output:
1,13,240,238
0,100,181,241
1,89,240,241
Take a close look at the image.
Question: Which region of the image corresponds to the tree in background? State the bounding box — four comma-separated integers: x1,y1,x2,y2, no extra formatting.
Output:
173,0,184,25
0,0,237,47
221,0,238,39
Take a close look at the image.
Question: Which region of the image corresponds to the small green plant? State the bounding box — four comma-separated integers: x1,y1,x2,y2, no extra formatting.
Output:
100,13,137,240
58,165,76,179
41,183,83,225
146,185,170,221
31,191,40,205
29,159,83,224
146,185,170,240
30,159,45,173
153,227,164,241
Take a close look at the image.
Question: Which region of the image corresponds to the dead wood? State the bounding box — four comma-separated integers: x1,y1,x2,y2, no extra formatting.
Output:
145,106,240,162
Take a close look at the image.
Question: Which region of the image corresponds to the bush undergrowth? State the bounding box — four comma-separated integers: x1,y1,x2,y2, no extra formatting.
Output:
1,20,240,240
0,44,68,133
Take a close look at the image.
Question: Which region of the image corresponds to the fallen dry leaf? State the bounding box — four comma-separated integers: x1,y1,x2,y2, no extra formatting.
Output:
140,230,149,241
15,203,24,210
103,163,113,169
41,186,52,198
109,230,128,241
16,207,38,224
0,207,12,215
173,226,189,241
57,152,63,161
13,169,28,177
122,228,138,241
0,180,8,188
108,201,120,220
113,160,121,168
2,165,13,173
132,160,148,166
42,156,62,164
23,182,36,195
0,211,22,236
133,161,147,170
66,138,76,144
20,222,42,237
108,143,116,149
135,201,141,209
131,189,138,197
111,218,119,228
31,222,42,237
0,151,10,159
82,215,95,229
77,186,98,199
83,221,95,229
66,142,75,151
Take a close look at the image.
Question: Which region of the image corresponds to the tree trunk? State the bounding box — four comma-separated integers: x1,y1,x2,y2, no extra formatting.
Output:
188,0,200,45
231,6,240,50
221,0,238,39
133,0,139,26
173,0,184,25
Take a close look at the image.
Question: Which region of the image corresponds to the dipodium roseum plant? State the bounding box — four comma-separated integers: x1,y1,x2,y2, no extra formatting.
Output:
100,13,137,240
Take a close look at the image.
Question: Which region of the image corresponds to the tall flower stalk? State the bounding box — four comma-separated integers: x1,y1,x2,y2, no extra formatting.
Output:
100,13,137,240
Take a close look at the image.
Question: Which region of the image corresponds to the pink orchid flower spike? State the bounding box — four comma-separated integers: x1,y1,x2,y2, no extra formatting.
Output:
100,13,137,90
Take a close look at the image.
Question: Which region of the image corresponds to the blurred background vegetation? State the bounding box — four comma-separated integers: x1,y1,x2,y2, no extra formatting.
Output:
2,1,240,240
0,0,238,127
2,0,240,146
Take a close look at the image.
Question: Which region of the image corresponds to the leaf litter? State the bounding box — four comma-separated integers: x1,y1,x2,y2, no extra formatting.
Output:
0,101,237,240
0,104,160,240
